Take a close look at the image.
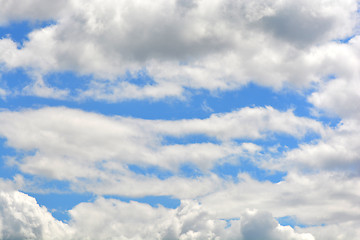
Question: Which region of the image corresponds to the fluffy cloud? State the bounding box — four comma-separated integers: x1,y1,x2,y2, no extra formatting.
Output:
0,191,72,239
2,183,359,239
68,197,315,240
308,36,360,119
0,0,358,100
0,191,315,240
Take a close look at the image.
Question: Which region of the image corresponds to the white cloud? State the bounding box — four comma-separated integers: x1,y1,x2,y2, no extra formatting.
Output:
69,197,314,240
0,175,24,191
0,106,323,182
2,181,359,239
308,36,360,120
0,0,68,25
0,0,358,100
270,118,360,173
200,172,360,227
0,191,72,239
151,106,325,140
0,88,8,99
296,220,360,240
22,74,69,99
0,191,315,240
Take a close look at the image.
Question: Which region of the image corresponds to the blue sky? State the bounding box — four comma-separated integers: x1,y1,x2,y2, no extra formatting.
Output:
0,0,360,239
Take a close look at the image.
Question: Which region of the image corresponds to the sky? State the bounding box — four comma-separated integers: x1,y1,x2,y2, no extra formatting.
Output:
0,0,359,239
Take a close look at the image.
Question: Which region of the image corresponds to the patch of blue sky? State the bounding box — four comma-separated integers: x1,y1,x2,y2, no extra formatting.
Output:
0,67,31,90
276,216,299,228
162,134,220,146
124,68,156,87
179,163,204,178
103,195,181,209
196,83,314,117
21,174,73,193
212,159,287,183
221,218,241,229
0,20,56,47
1,69,341,129
315,114,341,128
128,163,204,179
334,34,356,44
128,164,174,180
24,191,96,222
0,21,32,45
0,68,311,119
44,71,90,95
231,130,321,157
0,138,20,179
277,215,326,229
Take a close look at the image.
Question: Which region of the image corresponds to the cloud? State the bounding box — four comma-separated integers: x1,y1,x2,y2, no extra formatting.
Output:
22,74,69,99
308,36,360,120
2,181,359,239
69,197,314,240
200,172,360,227
151,106,325,140
0,106,323,181
0,0,358,100
0,191,315,239
272,118,360,173
0,0,69,25
296,220,360,240
0,175,24,191
0,88,8,100
0,191,72,239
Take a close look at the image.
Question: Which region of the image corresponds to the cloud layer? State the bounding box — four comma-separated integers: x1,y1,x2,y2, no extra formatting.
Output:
0,0,358,100
0,0,359,239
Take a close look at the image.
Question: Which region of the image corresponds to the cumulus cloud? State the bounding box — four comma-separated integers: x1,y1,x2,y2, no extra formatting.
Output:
0,191,315,240
69,197,314,240
0,0,358,100
0,191,72,239
2,184,359,239
308,36,360,120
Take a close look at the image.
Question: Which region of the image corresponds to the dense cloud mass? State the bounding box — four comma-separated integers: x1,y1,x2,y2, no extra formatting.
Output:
0,0,359,239
0,191,315,240
0,0,358,100
0,191,71,239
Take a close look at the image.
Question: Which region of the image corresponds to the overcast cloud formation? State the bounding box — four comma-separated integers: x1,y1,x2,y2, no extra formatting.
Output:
0,0,359,239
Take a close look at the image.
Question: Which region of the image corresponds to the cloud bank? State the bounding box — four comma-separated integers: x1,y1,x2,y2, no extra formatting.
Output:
0,0,359,239
0,0,358,100
0,190,314,240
